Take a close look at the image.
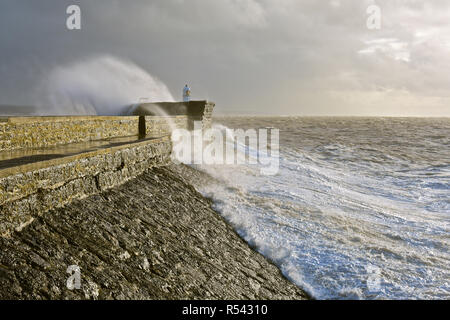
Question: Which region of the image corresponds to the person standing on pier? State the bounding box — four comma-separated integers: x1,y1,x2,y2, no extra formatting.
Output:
183,84,191,102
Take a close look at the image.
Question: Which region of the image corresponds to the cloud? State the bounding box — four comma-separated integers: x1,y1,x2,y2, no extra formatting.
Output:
0,0,449,116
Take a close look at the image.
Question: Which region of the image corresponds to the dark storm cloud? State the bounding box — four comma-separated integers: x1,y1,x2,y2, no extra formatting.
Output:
1,0,450,116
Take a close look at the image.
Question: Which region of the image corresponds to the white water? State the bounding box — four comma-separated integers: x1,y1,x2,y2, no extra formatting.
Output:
33,55,174,115
189,118,450,300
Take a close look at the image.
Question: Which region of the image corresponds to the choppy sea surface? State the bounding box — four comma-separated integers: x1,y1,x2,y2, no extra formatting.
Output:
189,117,450,300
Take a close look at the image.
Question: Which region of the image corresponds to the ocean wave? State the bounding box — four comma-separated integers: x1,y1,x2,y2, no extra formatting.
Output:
190,117,450,299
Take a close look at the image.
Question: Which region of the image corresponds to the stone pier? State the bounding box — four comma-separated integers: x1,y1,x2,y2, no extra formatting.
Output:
0,101,215,237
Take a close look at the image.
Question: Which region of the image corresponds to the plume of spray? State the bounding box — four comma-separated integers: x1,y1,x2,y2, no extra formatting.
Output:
33,55,174,115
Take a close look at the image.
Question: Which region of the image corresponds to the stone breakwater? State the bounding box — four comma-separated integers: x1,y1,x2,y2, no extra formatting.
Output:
0,101,215,152
0,101,215,238
0,164,308,300
0,101,309,299
0,137,172,238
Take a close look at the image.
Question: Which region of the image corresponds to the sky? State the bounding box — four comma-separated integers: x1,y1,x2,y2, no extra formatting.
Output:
1,0,450,116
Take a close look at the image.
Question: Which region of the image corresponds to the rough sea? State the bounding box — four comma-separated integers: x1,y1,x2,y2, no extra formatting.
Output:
189,117,450,300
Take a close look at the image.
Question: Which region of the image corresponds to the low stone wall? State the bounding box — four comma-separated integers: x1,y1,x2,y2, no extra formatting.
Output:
144,116,190,137
133,101,215,131
0,101,215,237
0,116,140,152
0,137,172,238
0,101,215,152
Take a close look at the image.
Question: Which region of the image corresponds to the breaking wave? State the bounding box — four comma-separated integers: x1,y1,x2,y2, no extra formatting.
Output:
33,55,174,115
190,117,450,300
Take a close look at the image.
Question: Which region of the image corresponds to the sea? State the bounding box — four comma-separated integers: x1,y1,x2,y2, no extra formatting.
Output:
188,116,450,300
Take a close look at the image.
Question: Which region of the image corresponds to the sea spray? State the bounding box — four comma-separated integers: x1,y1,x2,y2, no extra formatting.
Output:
171,123,280,175
33,55,174,116
189,117,450,300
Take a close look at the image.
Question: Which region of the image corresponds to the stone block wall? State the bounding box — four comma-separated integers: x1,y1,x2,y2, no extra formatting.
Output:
133,101,215,131
0,100,214,152
0,101,215,237
144,116,190,137
0,137,172,237
0,116,140,152
201,101,215,129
